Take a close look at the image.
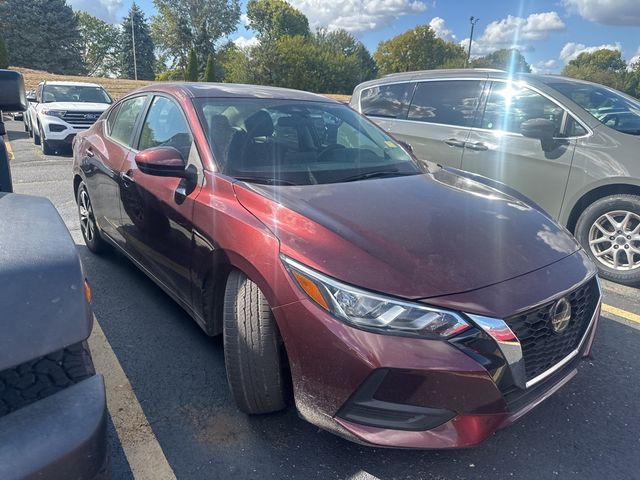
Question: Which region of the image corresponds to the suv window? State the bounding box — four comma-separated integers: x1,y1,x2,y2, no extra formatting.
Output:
110,96,147,147
481,83,565,135
407,80,483,127
360,83,414,119
138,96,193,161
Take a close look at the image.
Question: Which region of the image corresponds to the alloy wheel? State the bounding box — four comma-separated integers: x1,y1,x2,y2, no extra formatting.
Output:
79,189,96,244
588,210,640,271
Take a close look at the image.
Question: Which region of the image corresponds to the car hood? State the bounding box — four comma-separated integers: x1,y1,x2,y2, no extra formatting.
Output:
234,168,581,299
39,102,110,111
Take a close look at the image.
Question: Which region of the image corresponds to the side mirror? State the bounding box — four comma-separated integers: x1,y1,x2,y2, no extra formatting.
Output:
0,70,27,112
520,118,558,152
135,147,189,178
26,93,37,103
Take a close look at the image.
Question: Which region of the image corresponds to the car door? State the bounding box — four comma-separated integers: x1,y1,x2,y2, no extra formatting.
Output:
118,94,203,306
461,81,577,218
386,79,486,169
82,95,148,243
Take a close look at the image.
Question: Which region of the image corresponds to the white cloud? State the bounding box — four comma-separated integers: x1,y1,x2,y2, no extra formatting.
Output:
563,0,640,26
233,36,259,49
286,0,427,33
460,11,565,58
241,14,250,26
68,0,123,23
559,41,621,63
531,59,559,74
627,47,640,71
429,17,455,42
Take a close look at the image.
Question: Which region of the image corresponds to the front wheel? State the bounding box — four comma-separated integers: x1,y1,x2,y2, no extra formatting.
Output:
223,270,288,414
40,127,55,155
575,194,640,286
77,182,108,254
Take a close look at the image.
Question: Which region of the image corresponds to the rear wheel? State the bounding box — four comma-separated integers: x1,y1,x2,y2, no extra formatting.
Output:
223,270,287,414
77,181,108,254
575,194,640,286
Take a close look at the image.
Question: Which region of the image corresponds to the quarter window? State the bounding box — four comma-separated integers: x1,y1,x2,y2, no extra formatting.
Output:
407,80,483,127
110,96,147,147
138,96,193,161
360,83,414,119
481,83,565,135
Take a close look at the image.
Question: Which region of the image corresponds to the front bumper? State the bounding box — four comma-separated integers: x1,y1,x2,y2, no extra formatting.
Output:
273,250,601,449
0,375,108,480
40,116,90,142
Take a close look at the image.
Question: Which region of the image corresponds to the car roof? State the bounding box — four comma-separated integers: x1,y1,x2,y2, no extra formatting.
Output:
42,81,103,88
133,82,340,103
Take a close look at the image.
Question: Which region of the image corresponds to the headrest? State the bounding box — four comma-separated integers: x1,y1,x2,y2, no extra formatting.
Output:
207,114,233,131
245,110,274,137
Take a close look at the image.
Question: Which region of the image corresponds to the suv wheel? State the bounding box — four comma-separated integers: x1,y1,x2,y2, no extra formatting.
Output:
223,270,288,414
40,127,54,155
77,182,108,254
575,194,640,286
33,125,41,145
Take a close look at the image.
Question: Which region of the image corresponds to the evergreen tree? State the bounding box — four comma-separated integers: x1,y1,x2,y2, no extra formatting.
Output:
0,0,84,74
120,3,156,80
204,53,216,82
186,49,199,81
0,32,8,70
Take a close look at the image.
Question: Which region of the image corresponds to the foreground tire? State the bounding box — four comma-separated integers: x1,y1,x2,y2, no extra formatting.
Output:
77,181,109,254
575,194,640,286
40,128,55,155
223,270,287,414
33,125,41,145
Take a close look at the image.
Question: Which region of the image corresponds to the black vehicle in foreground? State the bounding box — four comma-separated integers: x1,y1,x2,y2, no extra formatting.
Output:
0,70,108,480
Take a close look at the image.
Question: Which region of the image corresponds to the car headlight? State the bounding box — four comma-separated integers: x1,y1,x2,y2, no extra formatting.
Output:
41,109,66,118
282,255,470,339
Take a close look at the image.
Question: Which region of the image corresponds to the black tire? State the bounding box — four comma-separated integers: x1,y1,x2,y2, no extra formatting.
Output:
0,342,95,417
575,194,640,286
23,121,28,132
77,181,109,254
33,125,41,145
223,270,287,414
40,127,55,155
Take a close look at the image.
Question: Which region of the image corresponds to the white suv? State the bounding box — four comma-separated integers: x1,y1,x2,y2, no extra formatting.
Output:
33,81,112,155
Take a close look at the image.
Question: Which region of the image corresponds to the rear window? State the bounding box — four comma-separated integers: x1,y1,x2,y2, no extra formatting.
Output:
360,83,414,119
407,80,483,127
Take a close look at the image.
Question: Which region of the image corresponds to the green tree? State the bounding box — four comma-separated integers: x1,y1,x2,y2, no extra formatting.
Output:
204,53,216,82
562,49,629,93
186,49,199,81
247,0,310,41
76,12,120,76
0,0,84,74
472,48,531,73
152,0,241,72
374,24,466,75
0,32,8,70
219,43,251,83
120,3,155,80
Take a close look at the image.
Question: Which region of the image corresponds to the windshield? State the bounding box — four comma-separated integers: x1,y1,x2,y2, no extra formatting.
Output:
194,98,424,185
42,85,112,104
549,81,640,135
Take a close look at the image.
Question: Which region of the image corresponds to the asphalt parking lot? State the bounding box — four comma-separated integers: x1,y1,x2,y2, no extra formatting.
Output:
4,118,640,480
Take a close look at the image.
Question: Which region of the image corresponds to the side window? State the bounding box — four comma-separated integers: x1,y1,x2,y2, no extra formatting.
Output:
110,96,147,146
360,83,413,119
138,96,193,161
407,80,483,127
564,116,587,137
106,104,121,136
481,83,565,135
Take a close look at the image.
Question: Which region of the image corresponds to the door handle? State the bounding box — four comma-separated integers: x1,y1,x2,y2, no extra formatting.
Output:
465,142,488,151
120,171,135,184
86,148,94,158
443,138,466,148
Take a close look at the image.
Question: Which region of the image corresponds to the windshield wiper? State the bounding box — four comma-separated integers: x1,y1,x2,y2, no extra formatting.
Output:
336,169,418,183
234,176,298,186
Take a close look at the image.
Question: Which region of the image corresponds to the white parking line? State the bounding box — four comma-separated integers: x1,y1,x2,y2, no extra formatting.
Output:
88,319,176,480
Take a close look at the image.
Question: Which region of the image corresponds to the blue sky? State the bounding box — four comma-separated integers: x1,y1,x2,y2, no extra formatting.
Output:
68,0,640,73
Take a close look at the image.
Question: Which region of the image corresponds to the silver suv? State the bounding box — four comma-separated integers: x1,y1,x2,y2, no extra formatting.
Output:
351,69,640,286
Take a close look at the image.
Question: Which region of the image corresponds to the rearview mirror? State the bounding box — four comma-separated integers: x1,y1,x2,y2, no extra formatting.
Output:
0,70,27,112
135,147,189,178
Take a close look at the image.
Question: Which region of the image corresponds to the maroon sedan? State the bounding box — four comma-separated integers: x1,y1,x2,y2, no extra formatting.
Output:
72,83,602,449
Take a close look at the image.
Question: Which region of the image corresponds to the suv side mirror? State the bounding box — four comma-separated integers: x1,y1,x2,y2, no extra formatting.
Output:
520,118,558,152
0,70,27,112
26,92,37,103
135,146,190,178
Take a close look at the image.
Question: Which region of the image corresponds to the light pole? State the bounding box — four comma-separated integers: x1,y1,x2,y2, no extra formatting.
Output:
465,16,479,68
131,4,138,80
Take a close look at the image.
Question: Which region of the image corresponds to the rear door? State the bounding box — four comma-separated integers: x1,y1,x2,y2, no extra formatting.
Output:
118,94,203,305
461,81,578,218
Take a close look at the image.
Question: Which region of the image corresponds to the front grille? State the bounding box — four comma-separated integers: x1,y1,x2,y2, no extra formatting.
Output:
505,277,599,382
61,111,103,126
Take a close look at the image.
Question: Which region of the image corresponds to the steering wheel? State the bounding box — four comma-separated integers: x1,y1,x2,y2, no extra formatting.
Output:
316,144,346,162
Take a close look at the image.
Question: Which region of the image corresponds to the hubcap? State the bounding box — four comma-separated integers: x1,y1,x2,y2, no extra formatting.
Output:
588,210,640,271
79,189,95,243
